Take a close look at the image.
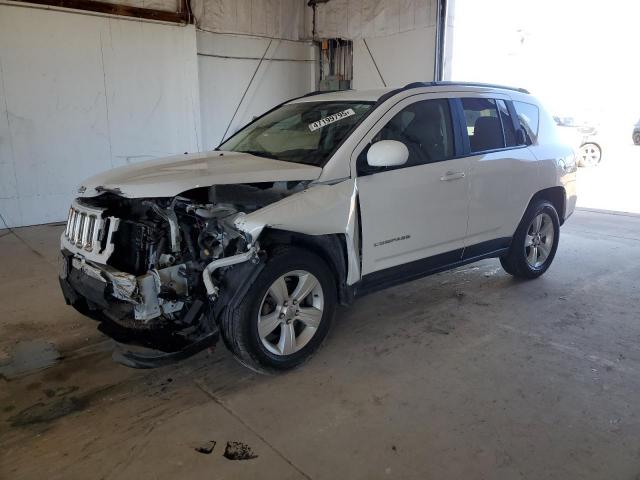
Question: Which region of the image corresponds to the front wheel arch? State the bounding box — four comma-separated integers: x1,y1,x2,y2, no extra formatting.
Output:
258,229,352,305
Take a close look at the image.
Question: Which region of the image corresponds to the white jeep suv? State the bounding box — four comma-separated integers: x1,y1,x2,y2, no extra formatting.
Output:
59,82,577,371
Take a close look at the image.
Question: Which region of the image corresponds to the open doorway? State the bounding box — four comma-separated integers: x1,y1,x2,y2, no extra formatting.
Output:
447,0,640,213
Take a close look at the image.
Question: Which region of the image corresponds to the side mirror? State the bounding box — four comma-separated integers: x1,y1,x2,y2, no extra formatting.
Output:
516,128,527,145
367,140,409,167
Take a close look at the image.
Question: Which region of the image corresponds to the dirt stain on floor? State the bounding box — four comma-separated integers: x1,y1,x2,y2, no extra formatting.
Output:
0,340,61,380
7,385,114,427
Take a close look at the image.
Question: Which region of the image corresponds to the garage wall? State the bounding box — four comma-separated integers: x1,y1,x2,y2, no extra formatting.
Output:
197,31,316,148
1,1,438,227
351,27,436,89
0,4,201,228
310,0,438,88
0,1,317,227
193,0,315,148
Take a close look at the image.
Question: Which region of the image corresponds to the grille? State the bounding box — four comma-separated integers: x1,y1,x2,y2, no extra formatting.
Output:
65,205,102,252
61,201,117,264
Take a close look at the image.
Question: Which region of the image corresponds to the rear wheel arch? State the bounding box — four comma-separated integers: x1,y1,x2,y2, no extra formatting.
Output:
528,186,566,225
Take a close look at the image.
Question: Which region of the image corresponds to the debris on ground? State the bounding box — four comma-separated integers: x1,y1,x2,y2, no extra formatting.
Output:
223,441,258,460
194,440,216,454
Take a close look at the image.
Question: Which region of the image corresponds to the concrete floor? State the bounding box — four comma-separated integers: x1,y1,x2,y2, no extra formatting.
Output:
1,208,640,479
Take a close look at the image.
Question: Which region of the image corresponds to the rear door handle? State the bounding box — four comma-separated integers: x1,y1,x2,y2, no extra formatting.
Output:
440,171,465,181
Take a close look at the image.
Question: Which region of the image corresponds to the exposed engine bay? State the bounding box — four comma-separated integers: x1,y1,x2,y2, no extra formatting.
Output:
59,181,307,364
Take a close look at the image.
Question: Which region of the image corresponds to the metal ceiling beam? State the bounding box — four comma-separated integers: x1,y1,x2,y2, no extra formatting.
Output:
8,0,189,23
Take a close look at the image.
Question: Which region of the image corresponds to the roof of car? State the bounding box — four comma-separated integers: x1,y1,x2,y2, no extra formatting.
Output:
289,82,530,104
289,88,392,103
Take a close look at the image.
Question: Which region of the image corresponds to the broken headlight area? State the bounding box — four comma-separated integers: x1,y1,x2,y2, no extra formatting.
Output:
59,181,306,366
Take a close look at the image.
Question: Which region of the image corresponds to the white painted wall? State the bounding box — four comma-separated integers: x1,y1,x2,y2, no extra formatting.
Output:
0,1,316,227
192,1,316,148
0,4,201,227
197,30,316,148
352,27,436,89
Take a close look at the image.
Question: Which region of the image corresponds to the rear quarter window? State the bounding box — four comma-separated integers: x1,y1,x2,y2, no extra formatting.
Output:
513,101,539,144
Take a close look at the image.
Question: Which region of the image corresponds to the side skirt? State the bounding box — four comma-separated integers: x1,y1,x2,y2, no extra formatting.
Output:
353,238,511,298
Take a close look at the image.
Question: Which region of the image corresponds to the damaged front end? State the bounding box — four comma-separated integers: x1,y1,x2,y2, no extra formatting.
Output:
59,181,307,367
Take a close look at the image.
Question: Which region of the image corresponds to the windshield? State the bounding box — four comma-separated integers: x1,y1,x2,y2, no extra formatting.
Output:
219,101,374,166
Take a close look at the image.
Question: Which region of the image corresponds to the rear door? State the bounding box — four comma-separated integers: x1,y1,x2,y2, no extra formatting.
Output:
456,95,538,254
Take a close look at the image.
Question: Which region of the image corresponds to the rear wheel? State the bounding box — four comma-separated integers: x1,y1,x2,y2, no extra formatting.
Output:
578,142,602,167
220,246,336,373
633,132,640,145
500,200,560,279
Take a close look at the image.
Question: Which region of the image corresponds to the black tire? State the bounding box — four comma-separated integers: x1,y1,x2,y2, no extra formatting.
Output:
220,246,336,373
500,200,560,279
633,132,640,146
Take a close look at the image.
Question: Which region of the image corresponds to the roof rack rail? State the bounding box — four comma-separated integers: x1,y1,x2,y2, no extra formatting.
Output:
300,89,352,98
403,81,530,94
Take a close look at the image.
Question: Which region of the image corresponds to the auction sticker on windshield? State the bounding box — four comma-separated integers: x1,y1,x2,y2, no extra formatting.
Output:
308,109,356,132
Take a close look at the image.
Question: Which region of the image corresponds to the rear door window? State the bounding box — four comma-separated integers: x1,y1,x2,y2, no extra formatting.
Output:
461,98,504,153
497,99,517,147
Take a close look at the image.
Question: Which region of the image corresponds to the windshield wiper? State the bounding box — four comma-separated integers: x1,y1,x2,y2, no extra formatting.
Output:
239,150,278,160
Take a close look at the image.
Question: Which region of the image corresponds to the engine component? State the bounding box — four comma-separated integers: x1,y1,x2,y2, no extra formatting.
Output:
109,220,157,276
149,202,181,252
132,264,189,321
202,246,258,298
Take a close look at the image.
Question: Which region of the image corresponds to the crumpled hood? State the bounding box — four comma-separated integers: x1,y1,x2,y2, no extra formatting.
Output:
78,151,322,198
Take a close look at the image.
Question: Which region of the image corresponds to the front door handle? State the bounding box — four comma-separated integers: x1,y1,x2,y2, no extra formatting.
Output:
440,171,466,181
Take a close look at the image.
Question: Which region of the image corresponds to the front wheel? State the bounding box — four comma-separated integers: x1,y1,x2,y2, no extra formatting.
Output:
220,246,336,373
500,200,560,279
633,132,640,145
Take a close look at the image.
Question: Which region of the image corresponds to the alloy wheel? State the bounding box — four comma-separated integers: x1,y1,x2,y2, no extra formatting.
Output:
257,270,324,356
525,212,555,268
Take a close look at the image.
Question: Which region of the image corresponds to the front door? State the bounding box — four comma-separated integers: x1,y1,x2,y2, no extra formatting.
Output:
355,96,470,276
